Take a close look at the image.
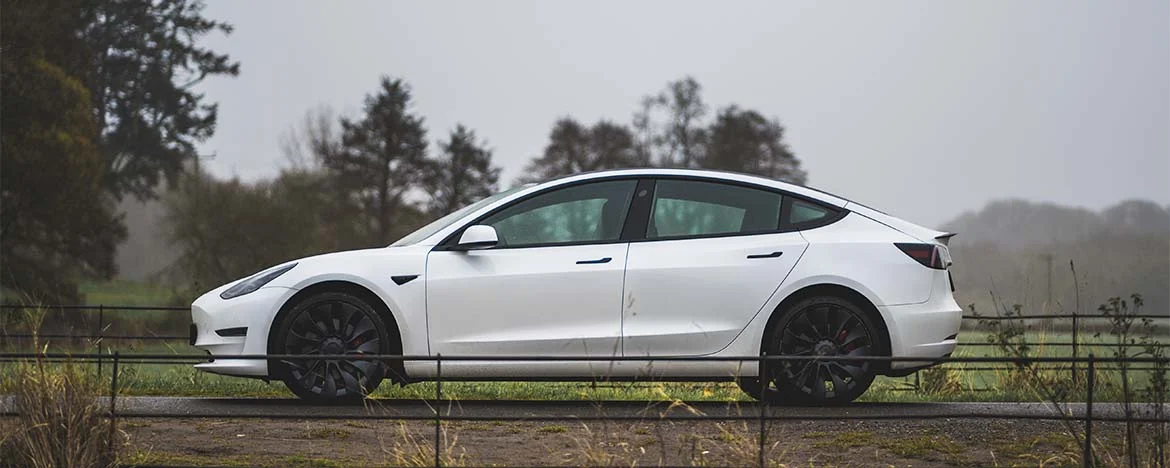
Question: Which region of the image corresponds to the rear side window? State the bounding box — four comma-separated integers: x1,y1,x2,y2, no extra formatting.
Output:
647,180,782,239
788,199,832,224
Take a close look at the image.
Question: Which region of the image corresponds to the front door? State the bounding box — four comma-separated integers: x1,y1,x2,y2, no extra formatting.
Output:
426,180,639,373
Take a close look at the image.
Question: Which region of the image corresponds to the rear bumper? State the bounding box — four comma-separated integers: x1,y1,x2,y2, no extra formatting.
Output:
880,277,962,371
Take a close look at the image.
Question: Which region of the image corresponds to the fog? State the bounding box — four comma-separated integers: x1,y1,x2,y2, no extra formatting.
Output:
193,0,1168,227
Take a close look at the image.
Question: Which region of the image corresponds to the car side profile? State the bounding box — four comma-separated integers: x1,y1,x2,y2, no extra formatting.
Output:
190,168,962,404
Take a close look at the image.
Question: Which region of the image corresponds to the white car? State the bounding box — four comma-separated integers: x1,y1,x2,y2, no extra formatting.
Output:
190,168,961,404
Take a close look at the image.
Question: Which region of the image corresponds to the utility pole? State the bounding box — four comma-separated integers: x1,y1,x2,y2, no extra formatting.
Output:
1041,253,1053,312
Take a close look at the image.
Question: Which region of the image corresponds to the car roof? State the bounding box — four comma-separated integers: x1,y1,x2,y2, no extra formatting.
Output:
414,168,851,246
535,168,848,207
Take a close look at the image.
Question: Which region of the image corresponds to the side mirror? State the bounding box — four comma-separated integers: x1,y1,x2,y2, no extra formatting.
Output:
455,225,498,251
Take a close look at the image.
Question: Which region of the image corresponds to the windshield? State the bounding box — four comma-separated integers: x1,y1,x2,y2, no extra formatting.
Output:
390,186,527,246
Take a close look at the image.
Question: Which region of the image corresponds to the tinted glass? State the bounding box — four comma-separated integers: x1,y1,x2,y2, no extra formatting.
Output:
481,180,637,247
647,180,782,239
788,199,832,224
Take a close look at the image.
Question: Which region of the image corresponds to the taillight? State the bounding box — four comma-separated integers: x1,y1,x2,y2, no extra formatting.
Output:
895,243,946,270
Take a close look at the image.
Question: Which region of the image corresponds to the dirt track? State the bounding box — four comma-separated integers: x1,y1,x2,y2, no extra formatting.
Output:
119,417,1128,467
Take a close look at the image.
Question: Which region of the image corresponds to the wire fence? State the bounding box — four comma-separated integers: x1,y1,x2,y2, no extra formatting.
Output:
1,304,1168,467
0,352,1167,468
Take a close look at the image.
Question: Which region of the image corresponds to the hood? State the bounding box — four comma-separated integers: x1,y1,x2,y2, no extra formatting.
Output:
845,202,955,246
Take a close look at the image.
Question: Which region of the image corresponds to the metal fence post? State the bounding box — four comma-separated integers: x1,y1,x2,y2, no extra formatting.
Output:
1084,354,1094,468
435,353,442,468
758,353,767,468
1071,308,1079,385
108,351,119,455
97,305,104,377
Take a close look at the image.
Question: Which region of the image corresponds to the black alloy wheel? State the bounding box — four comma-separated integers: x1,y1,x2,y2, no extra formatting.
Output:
745,296,881,405
275,292,389,403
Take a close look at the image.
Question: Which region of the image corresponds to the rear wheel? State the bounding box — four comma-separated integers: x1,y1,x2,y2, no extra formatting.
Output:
274,292,389,403
746,296,882,405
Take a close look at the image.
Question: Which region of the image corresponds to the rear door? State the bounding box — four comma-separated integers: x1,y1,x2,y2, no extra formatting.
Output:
622,179,808,356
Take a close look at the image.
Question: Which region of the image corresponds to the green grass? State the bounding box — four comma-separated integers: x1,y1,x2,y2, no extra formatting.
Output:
78,280,179,307
1,342,1161,403
2,281,1164,403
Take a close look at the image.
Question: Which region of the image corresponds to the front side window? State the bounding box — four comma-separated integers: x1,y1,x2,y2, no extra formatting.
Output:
647,180,782,239
480,180,638,247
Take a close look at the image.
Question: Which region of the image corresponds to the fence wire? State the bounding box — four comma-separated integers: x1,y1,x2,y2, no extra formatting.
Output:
1,304,1168,468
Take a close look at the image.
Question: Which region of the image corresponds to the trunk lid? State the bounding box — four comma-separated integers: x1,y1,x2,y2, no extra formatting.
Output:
844,202,956,246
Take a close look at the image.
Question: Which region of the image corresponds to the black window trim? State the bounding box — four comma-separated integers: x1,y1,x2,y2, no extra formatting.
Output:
630,176,846,243
431,174,847,251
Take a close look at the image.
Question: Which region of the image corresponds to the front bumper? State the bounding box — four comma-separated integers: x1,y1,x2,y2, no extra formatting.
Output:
190,286,294,378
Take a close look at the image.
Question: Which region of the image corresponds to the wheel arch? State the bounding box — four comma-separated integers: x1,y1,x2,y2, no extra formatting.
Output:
267,280,408,383
761,283,893,366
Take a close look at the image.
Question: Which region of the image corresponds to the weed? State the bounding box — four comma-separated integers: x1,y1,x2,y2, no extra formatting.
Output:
537,424,568,434
377,422,466,467
0,357,121,467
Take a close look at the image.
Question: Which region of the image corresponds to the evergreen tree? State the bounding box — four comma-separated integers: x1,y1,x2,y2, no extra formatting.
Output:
425,125,501,215
323,77,430,246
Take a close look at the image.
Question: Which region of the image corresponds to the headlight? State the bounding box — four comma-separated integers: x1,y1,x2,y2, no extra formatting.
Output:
219,263,297,300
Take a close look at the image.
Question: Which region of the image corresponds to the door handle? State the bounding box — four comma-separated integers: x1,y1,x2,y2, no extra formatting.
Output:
746,251,783,259
576,257,612,264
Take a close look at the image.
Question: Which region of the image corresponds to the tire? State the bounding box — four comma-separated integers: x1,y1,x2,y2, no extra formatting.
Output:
747,295,883,405
273,291,390,403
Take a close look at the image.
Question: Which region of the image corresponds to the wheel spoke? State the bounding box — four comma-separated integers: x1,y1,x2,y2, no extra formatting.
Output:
783,328,817,346
827,363,849,396
308,306,331,335
352,339,380,354
329,302,344,335
321,362,338,396
831,310,855,343
806,364,827,399
832,361,867,380
339,364,362,394
340,303,358,336
840,329,868,349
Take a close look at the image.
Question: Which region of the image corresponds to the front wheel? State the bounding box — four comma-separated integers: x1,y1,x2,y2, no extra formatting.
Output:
273,292,389,403
748,296,883,405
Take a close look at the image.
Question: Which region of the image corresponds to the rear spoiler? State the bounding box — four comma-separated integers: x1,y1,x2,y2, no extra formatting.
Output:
934,232,957,246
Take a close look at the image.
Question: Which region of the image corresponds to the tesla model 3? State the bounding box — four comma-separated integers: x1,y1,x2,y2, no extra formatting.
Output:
190,168,961,404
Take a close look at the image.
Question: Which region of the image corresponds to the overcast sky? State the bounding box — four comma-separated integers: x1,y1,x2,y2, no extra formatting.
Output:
195,0,1169,227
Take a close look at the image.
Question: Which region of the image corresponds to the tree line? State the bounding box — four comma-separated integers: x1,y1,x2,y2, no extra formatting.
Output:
0,0,807,301
164,75,809,295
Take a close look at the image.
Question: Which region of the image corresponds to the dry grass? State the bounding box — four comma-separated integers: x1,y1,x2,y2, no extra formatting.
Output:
376,422,467,467
0,357,121,468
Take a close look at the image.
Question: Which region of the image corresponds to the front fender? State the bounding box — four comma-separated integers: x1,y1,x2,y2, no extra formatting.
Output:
249,246,432,356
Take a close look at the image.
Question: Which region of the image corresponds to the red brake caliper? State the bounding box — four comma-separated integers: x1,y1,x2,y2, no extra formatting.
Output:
837,328,852,352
